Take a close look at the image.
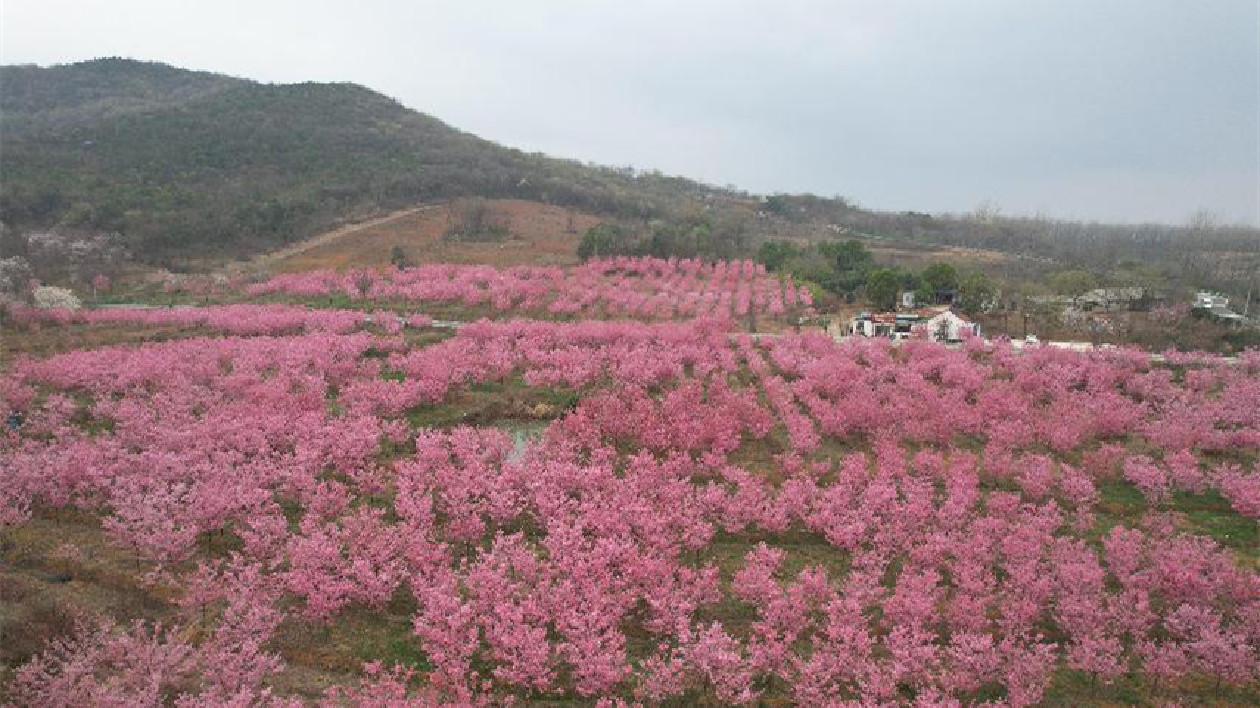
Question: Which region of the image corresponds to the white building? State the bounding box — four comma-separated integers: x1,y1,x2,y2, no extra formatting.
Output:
849,308,980,343
1194,291,1245,325
1195,291,1230,309
924,310,980,342
850,312,903,338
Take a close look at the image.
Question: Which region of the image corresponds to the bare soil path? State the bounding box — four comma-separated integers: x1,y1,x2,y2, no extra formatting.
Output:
235,204,443,272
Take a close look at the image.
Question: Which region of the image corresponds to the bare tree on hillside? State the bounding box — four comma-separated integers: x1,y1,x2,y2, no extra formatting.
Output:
445,198,510,242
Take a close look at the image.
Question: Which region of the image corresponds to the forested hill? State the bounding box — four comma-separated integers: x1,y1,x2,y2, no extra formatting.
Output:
3,59,1257,296
0,58,719,263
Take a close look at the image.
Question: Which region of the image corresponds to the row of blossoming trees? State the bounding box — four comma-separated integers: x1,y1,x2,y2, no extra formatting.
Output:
6,303,433,336
2,311,1259,705
230,257,815,321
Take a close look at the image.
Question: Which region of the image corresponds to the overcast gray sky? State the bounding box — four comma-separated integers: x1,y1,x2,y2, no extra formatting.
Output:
4,0,1258,225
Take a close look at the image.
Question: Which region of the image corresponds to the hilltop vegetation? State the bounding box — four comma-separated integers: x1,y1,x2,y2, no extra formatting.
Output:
2,58,1258,306
0,58,727,265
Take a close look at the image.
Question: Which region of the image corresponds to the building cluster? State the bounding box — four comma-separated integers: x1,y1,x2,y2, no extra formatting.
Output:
847,306,980,343
1193,291,1246,325
836,283,1253,347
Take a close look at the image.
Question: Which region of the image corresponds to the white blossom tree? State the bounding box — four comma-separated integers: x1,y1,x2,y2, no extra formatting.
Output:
32,285,82,309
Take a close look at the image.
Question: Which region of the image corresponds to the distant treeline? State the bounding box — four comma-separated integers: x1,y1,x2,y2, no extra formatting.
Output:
576,211,754,263
763,194,1260,299
753,238,994,313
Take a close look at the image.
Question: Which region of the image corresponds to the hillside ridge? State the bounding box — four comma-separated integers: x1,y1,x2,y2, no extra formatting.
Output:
2,58,1257,300
0,58,720,265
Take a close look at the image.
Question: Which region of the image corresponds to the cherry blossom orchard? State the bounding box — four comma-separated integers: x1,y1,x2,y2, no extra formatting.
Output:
215,257,813,321
1,264,1258,706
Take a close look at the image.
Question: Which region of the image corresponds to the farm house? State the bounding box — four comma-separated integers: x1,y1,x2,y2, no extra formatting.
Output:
849,307,979,343
925,309,981,342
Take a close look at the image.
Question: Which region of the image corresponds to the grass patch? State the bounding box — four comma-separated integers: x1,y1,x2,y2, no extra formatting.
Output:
352,621,431,672
405,377,579,430
404,328,457,348
1096,479,1147,518
1173,490,1258,560
1043,668,1146,707
1044,666,1260,707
